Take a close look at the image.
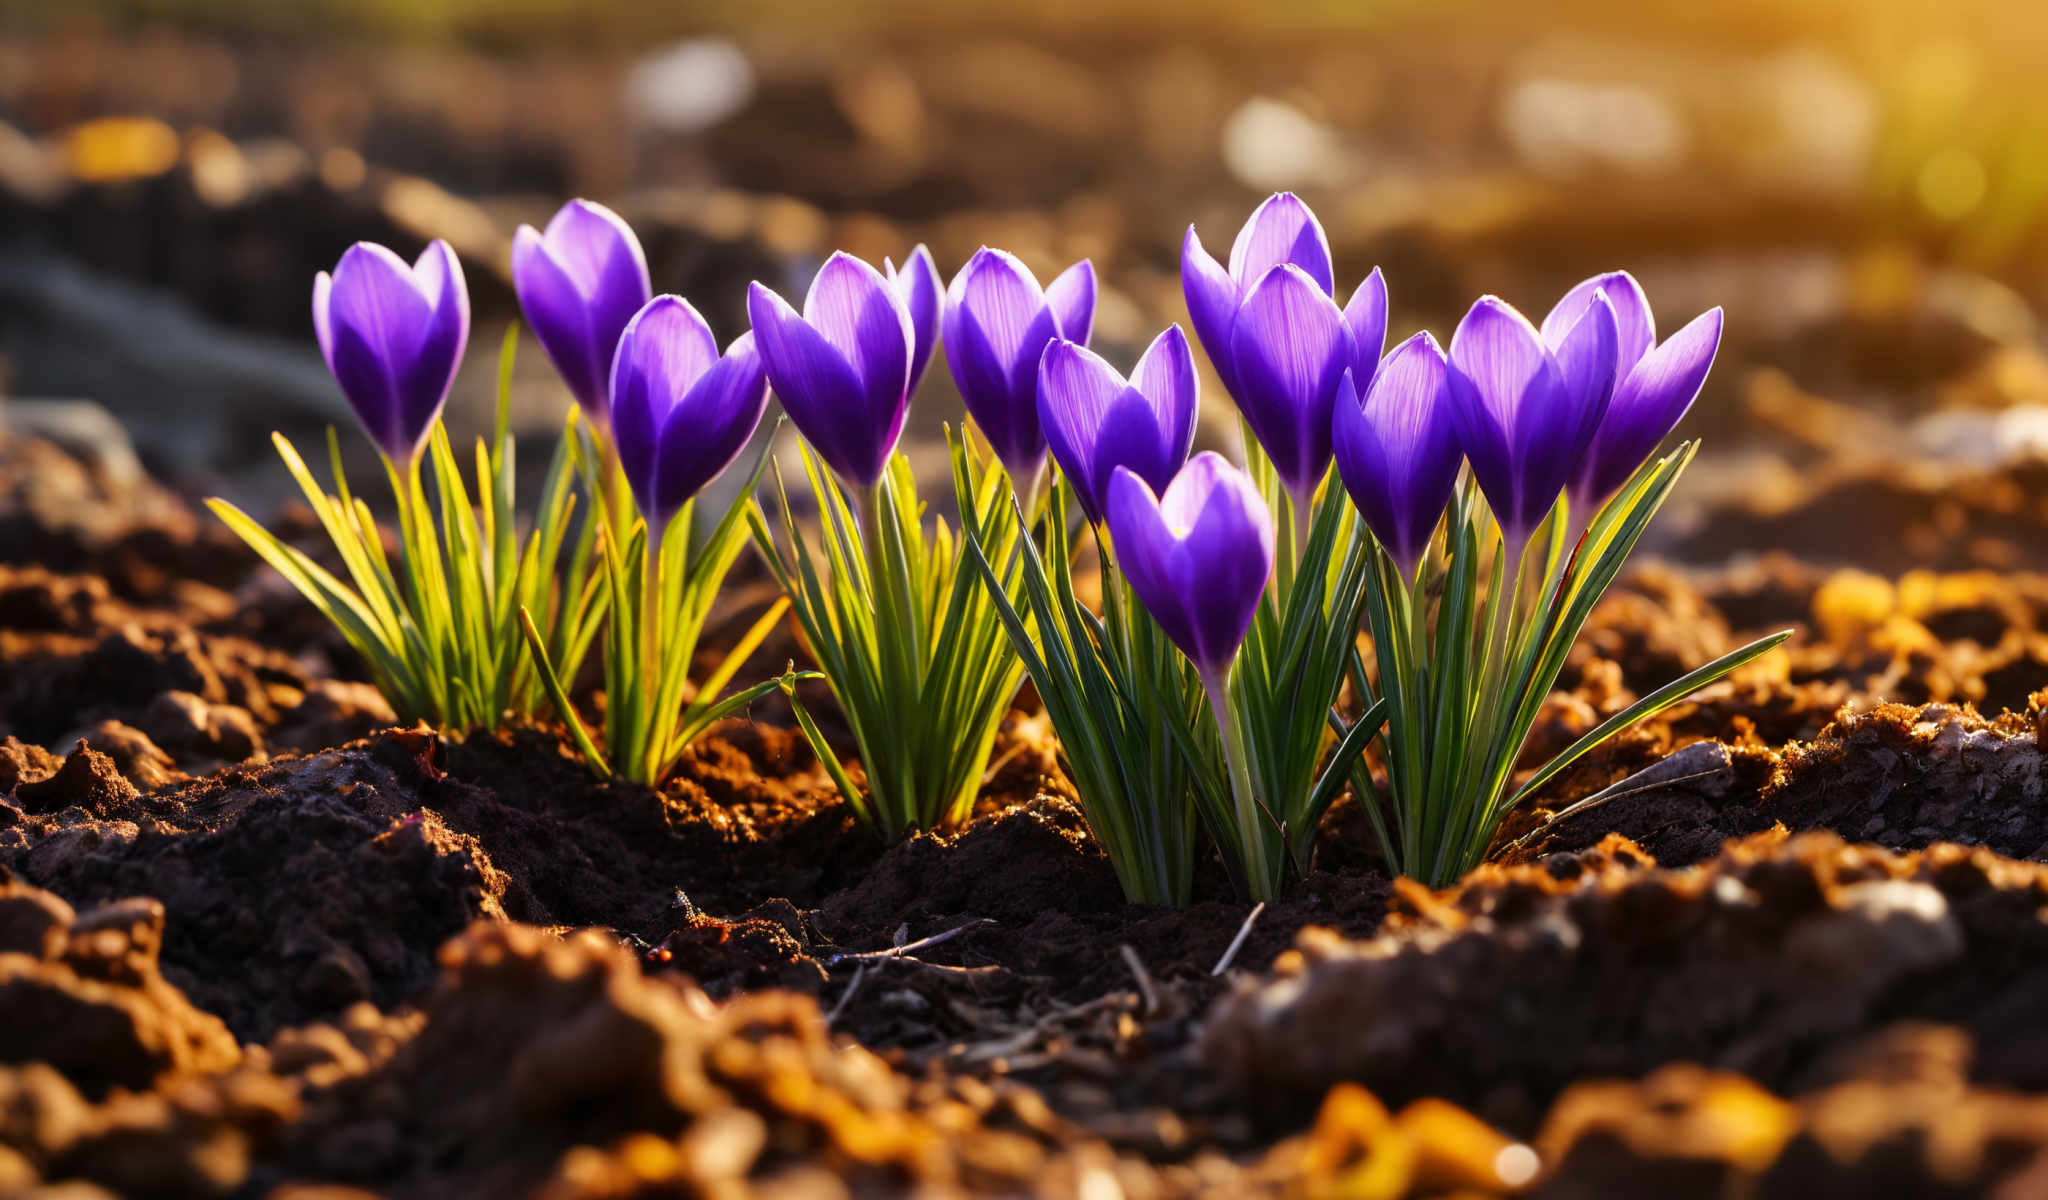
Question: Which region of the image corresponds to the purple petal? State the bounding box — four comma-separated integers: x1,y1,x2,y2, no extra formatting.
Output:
804,252,913,411
311,271,334,366
1333,334,1459,576
1227,264,1354,500
1108,453,1275,678
393,240,468,454
543,200,650,300
547,202,651,396
651,331,770,521
887,244,943,397
1226,192,1334,296
749,281,896,487
1038,327,1201,525
1170,454,1276,675
608,295,721,514
943,248,1058,475
1127,324,1199,474
1044,259,1097,345
1180,225,1242,397
1523,290,1616,498
1104,467,1201,667
1446,295,1567,542
324,242,435,460
1542,270,1654,372
514,225,607,414
1576,306,1723,506
1089,393,1184,523
1038,339,1128,520
1343,267,1389,384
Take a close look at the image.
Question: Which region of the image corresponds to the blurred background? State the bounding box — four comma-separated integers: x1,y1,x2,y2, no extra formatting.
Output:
7,0,2048,571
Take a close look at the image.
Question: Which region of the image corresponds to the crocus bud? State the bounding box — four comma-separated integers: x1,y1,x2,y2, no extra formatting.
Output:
943,247,1097,483
1332,333,1463,579
511,199,653,423
1445,292,1618,547
1037,325,1197,523
608,296,770,539
1542,271,1724,511
1105,452,1276,682
312,239,469,467
1183,194,1386,505
1182,193,1336,403
747,251,924,489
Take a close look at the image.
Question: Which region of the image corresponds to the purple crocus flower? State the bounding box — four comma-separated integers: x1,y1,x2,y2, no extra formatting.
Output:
1332,332,1462,578
1037,325,1197,523
747,249,936,490
1445,291,1619,548
1182,194,1387,507
608,296,770,541
1105,452,1275,683
312,239,469,466
943,247,1097,484
511,199,653,424
1542,271,1725,511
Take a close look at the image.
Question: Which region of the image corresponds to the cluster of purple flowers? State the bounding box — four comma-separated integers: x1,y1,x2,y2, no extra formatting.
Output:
309,190,1720,793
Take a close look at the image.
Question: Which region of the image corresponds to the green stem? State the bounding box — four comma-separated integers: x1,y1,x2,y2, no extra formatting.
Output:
1204,663,1275,902
1290,484,1314,564
638,518,666,781
1015,460,1045,536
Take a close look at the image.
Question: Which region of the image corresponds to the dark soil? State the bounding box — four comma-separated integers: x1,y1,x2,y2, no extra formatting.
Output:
7,415,2048,1198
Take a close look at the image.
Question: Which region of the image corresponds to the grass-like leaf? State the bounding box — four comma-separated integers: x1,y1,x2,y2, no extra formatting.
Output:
965,474,1208,905
750,429,1027,836
1356,441,1794,886
208,325,602,731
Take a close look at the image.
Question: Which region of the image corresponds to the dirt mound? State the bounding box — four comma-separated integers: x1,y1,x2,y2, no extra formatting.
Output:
1204,832,2048,1134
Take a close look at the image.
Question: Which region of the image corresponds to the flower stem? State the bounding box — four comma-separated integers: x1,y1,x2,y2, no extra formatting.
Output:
638,518,666,780
1015,461,1045,534
1203,664,1275,902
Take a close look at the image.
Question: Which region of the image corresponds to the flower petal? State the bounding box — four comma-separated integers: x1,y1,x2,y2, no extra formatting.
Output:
1037,339,1127,519
1105,466,1202,667
1172,453,1275,675
1343,267,1389,383
651,331,770,521
543,200,650,300
1542,270,1654,371
1128,323,1199,474
805,251,912,414
1334,333,1459,575
1446,295,1566,541
514,224,607,413
1180,225,1242,396
1227,264,1353,499
311,271,335,367
325,242,434,459
394,240,469,454
607,300,670,518
608,294,720,475
1522,289,1616,499
943,248,1058,474
1044,259,1097,345
749,281,894,487
1226,192,1335,296
1577,306,1723,506
888,244,943,398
